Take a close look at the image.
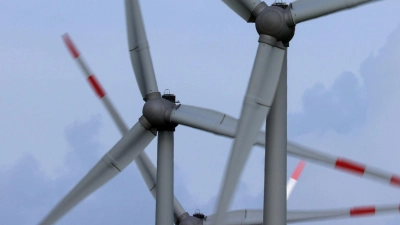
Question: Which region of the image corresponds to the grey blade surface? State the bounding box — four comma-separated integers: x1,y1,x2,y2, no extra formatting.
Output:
170,104,265,143
239,0,263,11
289,0,380,24
125,0,159,99
39,121,155,225
170,105,400,188
222,0,261,22
213,42,285,225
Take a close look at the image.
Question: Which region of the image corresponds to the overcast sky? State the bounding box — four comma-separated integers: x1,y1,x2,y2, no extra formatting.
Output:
1,0,400,225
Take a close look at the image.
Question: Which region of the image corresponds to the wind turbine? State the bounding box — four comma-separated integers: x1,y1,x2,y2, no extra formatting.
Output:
38,0,400,225
212,0,390,225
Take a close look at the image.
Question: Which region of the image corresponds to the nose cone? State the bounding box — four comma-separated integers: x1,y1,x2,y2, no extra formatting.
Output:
255,6,295,44
179,215,204,225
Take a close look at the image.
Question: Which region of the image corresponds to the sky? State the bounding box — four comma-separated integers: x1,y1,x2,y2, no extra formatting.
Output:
1,0,400,224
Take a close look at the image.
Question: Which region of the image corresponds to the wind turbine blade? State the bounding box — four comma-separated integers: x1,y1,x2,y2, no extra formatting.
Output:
221,0,261,22
62,34,127,133
125,0,159,99
287,141,400,188
171,105,244,140
287,160,306,200
62,34,187,222
205,204,400,224
170,105,400,189
289,0,381,24
170,104,267,145
287,204,400,223
39,121,155,225
203,209,263,225
213,39,286,225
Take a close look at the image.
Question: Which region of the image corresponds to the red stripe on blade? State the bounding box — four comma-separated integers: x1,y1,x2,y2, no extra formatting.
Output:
390,176,400,187
87,75,106,98
335,158,365,175
62,33,80,58
350,206,375,216
291,161,306,180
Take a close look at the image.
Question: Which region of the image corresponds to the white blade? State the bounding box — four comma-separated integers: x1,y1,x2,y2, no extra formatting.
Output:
290,0,381,24
39,121,155,225
125,0,159,99
62,34,187,221
171,105,400,189
287,160,306,200
221,0,261,22
287,141,400,188
287,204,400,223
213,41,285,225
62,33,127,133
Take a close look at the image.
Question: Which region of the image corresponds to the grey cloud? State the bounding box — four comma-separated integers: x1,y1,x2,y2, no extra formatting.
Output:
289,71,367,137
289,25,400,139
0,116,158,225
360,25,400,114
0,155,53,225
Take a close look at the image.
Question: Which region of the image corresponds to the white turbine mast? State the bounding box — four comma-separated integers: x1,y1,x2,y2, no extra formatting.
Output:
39,1,400,225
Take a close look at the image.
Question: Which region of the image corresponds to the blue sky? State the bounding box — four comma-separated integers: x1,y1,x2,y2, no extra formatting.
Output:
1,0,400,224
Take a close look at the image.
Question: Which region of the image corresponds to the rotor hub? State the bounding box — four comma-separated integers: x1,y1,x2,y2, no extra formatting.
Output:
142,92,178,131
255,4,295,45
178,215,203,225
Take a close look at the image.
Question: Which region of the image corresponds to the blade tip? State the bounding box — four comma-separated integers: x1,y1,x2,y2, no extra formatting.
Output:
291,161,306,180
62,33,80,58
